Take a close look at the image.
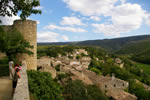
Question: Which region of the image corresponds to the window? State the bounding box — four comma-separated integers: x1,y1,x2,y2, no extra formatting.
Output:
105,85,107,88
122,83,124,86
114,84,116,87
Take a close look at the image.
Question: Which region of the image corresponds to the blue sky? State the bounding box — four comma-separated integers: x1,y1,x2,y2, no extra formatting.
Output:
1,0,150,42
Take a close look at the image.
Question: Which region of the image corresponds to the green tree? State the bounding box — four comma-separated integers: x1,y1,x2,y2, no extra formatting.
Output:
63,80,109,100
28,70,64,100
0,27,33,61
129,80,150,100
0,0,41,23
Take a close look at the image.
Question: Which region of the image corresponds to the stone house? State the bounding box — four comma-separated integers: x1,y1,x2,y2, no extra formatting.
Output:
74,49,88,55
38,64,57,79
115,58,124,68
97,76,128,91
70,60,80,65
106,89,137,100
37,56,51,67
70,70,93,85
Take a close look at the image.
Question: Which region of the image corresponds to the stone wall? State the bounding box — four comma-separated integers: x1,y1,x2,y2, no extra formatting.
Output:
0,20,37,70
97,76,128,91
14,20,37,70
13,61,30,100
0,52,6,59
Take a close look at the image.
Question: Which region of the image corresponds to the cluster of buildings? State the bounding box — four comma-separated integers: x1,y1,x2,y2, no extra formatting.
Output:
37,49,137,100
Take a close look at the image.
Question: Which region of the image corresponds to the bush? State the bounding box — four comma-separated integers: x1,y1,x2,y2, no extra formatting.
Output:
55,64,60,71
27,70,64,100
89,67,102,75
63,80,109,100
0,57,9,76
129,80,150,100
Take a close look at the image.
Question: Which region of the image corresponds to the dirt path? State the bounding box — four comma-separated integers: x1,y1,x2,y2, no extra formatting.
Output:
0,76,12,100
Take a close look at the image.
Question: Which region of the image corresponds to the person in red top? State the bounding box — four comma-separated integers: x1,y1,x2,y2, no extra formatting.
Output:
12,64,21,95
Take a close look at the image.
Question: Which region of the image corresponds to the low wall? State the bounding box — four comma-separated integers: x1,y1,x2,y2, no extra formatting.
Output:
0,52,6,59
13,61,30,100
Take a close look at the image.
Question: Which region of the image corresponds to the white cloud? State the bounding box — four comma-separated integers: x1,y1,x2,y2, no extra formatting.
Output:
62,35,69,41
38,31,59,42
37,31,70,42
92,23,133,37
92,3,148,36
60,16,86,26
90,16,101,21
145,15,150,27
34,6,43,10
63,0,150,36
146,19,150,26
0,15,20,25
120,0,126,4
36,20,40,24
44,24,87,32
63,0,118,16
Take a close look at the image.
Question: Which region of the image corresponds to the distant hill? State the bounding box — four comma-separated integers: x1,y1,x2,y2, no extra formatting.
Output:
131,48,150,64
38,35,150,52
116,39,150,54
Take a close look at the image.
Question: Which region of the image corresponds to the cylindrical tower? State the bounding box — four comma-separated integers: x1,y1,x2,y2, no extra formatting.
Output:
13,20,37,70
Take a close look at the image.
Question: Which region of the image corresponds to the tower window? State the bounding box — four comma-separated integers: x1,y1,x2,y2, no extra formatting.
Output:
114,84,116,87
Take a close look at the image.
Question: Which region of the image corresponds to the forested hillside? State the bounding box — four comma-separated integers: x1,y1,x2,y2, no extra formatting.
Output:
38,35,150,52
116,39,150,55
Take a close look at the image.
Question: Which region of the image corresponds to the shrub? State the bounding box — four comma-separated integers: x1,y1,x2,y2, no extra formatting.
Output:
63,80,109,100
27,70,64,100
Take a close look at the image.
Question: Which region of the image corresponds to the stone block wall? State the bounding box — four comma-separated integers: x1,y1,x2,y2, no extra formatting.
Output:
97,77,129,91
0,20,37,70
13,61,30,100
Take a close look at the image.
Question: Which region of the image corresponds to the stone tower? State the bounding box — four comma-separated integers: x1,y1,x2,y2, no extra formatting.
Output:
13,20,37,70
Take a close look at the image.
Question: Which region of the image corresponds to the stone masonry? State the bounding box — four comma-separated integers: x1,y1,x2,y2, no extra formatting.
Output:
0,20,37,70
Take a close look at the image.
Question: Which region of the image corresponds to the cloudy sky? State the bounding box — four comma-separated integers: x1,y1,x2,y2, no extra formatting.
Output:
1,0,150,42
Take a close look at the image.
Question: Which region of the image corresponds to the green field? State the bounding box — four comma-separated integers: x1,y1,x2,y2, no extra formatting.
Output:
135,62,150,75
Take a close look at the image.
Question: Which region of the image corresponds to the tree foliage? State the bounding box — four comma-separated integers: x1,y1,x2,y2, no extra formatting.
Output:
0,26,33,61
129,80,150,100
63,80,109,100
28,70,64,100
0,0,41,23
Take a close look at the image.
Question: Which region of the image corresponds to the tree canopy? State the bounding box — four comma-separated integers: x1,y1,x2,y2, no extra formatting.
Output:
0,26,33,61
63,80,109,100
28,70,64,100
0,0,41,23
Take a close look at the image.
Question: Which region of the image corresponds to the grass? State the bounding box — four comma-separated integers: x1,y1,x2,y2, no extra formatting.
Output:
135,62,150,75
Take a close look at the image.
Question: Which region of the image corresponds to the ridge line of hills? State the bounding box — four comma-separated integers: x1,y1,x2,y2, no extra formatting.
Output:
38,35,150,53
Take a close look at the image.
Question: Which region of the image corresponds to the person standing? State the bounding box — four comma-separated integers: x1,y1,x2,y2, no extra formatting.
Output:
12,66,21,95
9,61,14,80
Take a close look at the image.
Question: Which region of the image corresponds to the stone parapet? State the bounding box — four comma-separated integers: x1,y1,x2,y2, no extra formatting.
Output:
13,61,30,100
